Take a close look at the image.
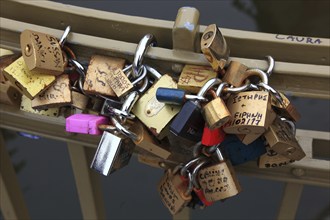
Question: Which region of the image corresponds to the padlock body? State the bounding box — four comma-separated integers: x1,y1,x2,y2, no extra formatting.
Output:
271,92,301,122
32,74,71,109
258,145,295,168
132,75,181,138
170,100,204,142
202,97,231,129
221,134,266,165
198,160,241,202
20,95,59,117
178,65,217,93
263,117,305,160
201,125,226,146
83,55,128,97
0,81,22,107
3,57,56,99
222,61,247,87
71,90,89,110
65,113,109,135
158,170,192,215
20,30,64,76
224,91,276,135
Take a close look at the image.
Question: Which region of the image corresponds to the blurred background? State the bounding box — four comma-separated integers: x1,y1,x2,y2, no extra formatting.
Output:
1,0,329,219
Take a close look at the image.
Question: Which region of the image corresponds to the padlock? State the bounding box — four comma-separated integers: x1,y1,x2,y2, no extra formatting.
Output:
271,92,301,122
223,90,276,136
90,125,135,175
222,61,248,87
201,24,229,75
158,168,193,215
197,148,241,202
65,113,109,135
202,84,231,130
20,95,59,117
0,54,21,83
71,89,90,110
258,145,295,168
31,74,72,109
191,159,214,207
263,117,305,160
177,65,217,93
20,29,66,76
83,55,127,97
156,87,208,105
201,124,226,146
170,78,221,142
220,134,266,165
0,81,22,107
3,56,56,99
132,73,181,138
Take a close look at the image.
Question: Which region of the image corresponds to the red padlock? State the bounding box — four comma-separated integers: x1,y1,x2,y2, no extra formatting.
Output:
201,123,226,146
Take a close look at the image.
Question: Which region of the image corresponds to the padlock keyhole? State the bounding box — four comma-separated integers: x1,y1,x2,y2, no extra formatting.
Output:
24,44,33,57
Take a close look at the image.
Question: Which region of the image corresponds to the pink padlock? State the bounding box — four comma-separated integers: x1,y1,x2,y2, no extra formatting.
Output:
66,114,109,135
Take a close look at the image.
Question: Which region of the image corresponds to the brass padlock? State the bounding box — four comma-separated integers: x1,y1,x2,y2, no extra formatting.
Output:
198,148,241,202
223,90,276,136
222,61,248,87
202,83,231,129
177,64,217,93
0,54,21,83
3,56,56,99
132,74,181,139
20,30,65,76
263,117,305,160
20,95,59,117
83,55,129,97
0,81,22,107
201,24,229,74
258,145,295,168
31,74,71,109
271,92,301,122
158,168,192,215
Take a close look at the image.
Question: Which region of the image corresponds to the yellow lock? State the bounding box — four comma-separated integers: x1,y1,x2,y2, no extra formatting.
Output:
3,57,56,99
20,95,60,117
31,74,72,109
20,30,65,76
83,55,128,97
132,74,181,139
178,64,217,93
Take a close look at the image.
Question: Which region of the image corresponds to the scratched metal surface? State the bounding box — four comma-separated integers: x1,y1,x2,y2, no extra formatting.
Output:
2,1,329,220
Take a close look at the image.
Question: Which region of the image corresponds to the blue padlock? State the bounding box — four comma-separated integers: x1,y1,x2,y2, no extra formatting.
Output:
220,134,266,166
156,87,208,105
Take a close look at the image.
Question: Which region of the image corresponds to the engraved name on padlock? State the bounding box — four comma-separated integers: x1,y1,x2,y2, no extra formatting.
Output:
20,30,64,76
178,65,217,93
83,55,128,97
258,145,295,168
3,57,56,99
132,74,181,138
198,149,241,202
224,91,276,135
20,95,59,117
32,74,71,109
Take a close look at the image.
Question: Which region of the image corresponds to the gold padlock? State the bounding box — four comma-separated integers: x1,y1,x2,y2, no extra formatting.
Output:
20,30,65,76
223,90,276,136
263,117,305,161
83,55,129,97
202,83,231,129
0,54,21,83
271,92,301,122
222,61,248,87
198,148,241,202
177,64,217,93
20,95,60,117
71,89,89,110
3,57,56,99
0,81,22,107
258,145,295,168
31,74,71,109
201,24,229,74
132,74,181,138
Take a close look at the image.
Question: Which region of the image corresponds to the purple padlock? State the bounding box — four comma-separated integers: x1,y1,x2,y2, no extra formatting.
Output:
66,114,109,135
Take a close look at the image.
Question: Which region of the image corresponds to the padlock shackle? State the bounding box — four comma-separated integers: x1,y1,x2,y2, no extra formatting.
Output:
145,65,162,80
180,157,200,177
59,26,71,48
197,78,221,97
132,34,157,78
184,172,194,197
192,159,209,190
215,82,229,97
280,117,297,136
265,55,275,77
257,82,284,106
111,116,139,141
119,91,139,123
244,69,269,85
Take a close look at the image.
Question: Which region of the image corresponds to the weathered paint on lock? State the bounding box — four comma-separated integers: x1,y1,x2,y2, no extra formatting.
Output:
3,57,56,99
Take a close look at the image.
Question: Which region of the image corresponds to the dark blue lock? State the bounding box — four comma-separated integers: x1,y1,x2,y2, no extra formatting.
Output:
156,87,208,105
170,78,221,142
220,134,266,165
